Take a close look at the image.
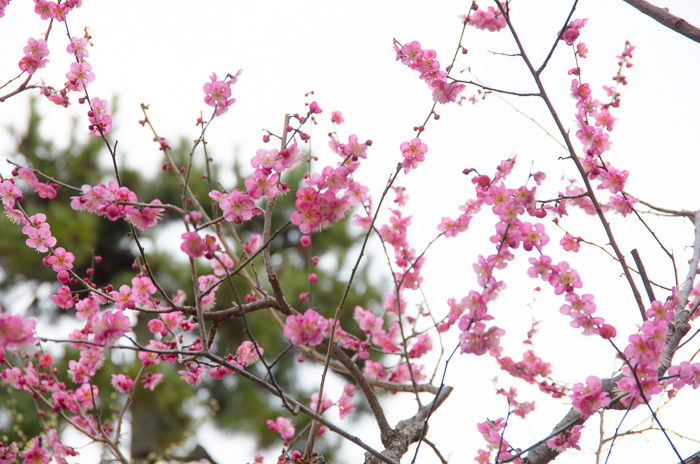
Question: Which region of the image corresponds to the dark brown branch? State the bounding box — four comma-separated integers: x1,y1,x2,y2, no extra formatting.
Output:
364,386,453,464
621,0,700,43
631,248,656,305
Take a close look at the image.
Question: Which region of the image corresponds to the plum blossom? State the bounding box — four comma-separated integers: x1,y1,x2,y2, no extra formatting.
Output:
18,38,49,74
66,61,95,90
87,97,112,135
400,138,428,174
571,375,609,417
468,6,507,31
203,72,236,115
111,373,134,393
283,309,328,346
547,425,584,451
93,310,131,346
266,416,295,444
561,18,588,46
0,310,37,351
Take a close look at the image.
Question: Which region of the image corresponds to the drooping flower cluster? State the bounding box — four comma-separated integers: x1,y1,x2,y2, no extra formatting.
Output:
393,39,466,104
565,26,639,218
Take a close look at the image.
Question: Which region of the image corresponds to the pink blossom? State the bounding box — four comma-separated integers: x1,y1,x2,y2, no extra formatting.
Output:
400,138,428,174
18,38,49,74
363,360,387,379
180,231,206,258
142,372,164,391
111,373,134,393
310,391,333,413
342,134,369,159
458,322,504,356
331,111,344,124
547,425,583,451
617,365,662,408
571,375,609,417
559,233,581,252
131,275,157,304
431,79,466,104
93,310,130,346
468,6,507,31
548,261,582,295
667,361,700,390
283,309,328,346
87,97,113,135
408,332,433,358
67,36,89,61
245,170,279,199
22,217,57,253
66,61,95,90
308,101,322,114
42,247,75,273
561,18,588,46
338,384,356,419
214,189,260,224
237,341,263,366
0,179,22,208
203,72,236,115
609,194,638,217
0,311,37,351
126,200,164,230
179,364,205,385
266,416,295,444
394,40,422,66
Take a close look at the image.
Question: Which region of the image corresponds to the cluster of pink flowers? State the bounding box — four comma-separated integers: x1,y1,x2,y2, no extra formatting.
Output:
210,141,308,226
291,155,369,234
283,309,329,346
399,137,428,174
353,305,400,355
566,29,639,218
70,180,164,230
466,6,507,32
475,418,523,464
308,385,356,420
0,307,37,351
570,375,610,417
546,424,584,452
180,231,218,259
16,167,57,199
266,416,295,445
561,18,588,46
393,39,466,104
203,70,240,116
87,97,112,135
18,37,50,75
33,0,83,21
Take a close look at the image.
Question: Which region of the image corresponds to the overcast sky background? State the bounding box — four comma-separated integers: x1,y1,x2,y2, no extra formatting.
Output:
2,1,700,463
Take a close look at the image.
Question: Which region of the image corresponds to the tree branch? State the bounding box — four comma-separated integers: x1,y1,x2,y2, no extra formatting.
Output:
620,0,700,43
364,386,453,464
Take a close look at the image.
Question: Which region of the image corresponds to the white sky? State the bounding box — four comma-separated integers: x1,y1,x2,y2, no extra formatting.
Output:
2,1,700,463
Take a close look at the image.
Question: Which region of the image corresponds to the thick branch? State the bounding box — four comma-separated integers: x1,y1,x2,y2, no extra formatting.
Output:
621,0,700,43
364,386,453,464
